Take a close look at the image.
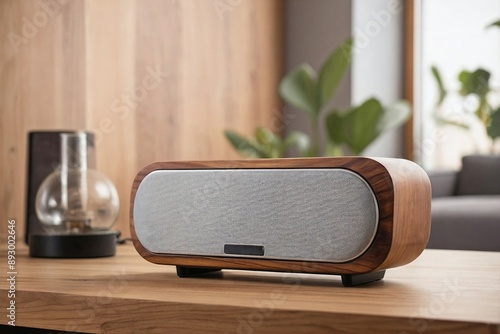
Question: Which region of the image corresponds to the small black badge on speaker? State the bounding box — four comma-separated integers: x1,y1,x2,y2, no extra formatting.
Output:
224,244,264,256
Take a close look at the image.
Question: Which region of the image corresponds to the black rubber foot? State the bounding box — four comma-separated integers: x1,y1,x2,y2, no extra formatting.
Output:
176,266,222,278
341,270,385,287
29,231,117,258
175,266,385,287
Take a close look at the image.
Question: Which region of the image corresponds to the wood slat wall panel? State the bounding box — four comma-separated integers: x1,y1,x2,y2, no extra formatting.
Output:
0,0,88,239
0,0,283,239
84,0,137,237
134,0,284,165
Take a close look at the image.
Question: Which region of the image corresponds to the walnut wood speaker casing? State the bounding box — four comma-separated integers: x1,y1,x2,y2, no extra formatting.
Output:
130,157,431,286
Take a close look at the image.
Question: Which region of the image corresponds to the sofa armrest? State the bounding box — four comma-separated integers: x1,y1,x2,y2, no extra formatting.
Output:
427,170,458,198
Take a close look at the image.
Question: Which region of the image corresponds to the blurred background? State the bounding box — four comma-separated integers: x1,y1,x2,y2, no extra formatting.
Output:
417,0,500,169
1,0,499,239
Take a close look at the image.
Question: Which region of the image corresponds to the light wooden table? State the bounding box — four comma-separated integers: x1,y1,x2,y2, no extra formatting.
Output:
0,244,499,333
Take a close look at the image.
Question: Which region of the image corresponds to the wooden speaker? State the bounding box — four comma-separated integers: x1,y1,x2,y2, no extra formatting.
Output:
130,157,431,286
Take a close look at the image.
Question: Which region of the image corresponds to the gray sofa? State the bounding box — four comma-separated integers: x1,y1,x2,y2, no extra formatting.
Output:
426,155,500,252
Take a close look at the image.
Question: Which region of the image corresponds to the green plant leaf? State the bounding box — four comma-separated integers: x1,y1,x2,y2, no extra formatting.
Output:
434,114,470,130
431,66,447,105
458,69,491,97
279,64,318,117
487,19,500,28
326,99,384,155
378,100,411,133
317,37,353,109
487,107,500,140
325,111,346,156
325,111,344,145
255,127,278,146
324,141,345,156
340,98,384,155
283,131,311,156
224,130,269,158
255,127,283,158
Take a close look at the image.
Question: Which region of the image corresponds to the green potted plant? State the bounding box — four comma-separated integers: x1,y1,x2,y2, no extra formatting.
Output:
432,66,500,154
224,37,411,158
431,20,500,154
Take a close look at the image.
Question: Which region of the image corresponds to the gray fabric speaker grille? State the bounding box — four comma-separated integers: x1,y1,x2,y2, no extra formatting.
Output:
134,169,379,263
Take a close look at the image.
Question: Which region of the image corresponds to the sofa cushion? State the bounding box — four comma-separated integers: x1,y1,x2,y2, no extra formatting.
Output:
457,155,500,196
427,195,500,251
427,170,458,197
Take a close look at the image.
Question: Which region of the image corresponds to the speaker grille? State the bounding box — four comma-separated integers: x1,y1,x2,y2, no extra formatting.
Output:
134,168,379,263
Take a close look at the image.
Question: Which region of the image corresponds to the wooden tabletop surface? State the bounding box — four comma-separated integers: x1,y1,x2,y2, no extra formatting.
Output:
0,243,499,333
